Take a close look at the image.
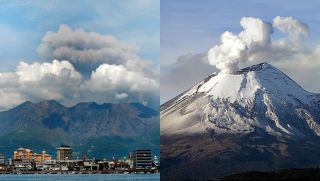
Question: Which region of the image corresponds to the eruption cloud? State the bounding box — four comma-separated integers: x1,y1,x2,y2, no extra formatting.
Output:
208,16,308,73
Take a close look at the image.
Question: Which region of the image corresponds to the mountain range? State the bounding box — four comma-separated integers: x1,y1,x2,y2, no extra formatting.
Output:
161,62,320,180
0,100,159,159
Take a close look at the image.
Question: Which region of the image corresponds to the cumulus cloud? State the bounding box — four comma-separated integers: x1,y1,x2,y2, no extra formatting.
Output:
82,63,159,107
0,60,82,109
0,60,159,110
86,64,158,93
81,64,159,105
208,16,309,74
16,60,81,82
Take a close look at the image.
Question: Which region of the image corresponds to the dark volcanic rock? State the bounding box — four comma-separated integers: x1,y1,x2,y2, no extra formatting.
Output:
161,132,320,180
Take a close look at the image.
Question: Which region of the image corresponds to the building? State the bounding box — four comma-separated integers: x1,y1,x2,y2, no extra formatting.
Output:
132,149,152,169
13,147,52,162
83,159,99,170
57,145,72,161
3,158,13,171
13,159,33,171
33,151,52,162
39,160,57,171
0,153,4,164
12,147,53,171
0,153,5,170
13,147,33,160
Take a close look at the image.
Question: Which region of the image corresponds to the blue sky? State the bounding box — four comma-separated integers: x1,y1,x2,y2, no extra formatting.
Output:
0,0,159,71
161,0,320,67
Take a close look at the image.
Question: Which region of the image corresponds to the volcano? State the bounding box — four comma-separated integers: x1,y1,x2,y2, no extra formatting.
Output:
160,63,320,180
0,101,159,159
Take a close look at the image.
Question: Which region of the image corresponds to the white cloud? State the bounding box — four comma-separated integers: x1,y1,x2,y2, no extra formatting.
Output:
115,92,128,99
0,60,82,109
84,63,159,105
86,63,158,92
16,60,81,82
0,59,159,110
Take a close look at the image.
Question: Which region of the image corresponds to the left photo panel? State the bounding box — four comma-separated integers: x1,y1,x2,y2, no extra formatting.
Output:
0,0,160,180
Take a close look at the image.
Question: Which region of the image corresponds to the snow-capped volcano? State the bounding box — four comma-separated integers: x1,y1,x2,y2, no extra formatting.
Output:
161,62,320,180
161,62,320,138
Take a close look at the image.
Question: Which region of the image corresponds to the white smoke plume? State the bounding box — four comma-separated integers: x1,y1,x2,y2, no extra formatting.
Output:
208,31,248,73
273,16,309,40
208,16,308,73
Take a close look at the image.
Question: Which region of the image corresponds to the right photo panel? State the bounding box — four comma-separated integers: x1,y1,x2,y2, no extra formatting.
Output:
160,0,320,180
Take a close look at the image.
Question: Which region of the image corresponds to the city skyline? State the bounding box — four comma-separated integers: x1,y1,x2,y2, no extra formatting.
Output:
0,145,158,173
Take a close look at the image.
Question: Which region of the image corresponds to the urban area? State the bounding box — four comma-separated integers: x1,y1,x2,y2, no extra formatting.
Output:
0,146,159,174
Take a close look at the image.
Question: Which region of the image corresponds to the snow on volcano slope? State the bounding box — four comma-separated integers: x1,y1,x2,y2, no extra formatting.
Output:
161,63,320,138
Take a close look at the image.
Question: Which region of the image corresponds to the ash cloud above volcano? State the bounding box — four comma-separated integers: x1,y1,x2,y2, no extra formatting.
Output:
0,25,159,110
208,16,308,74
161,15,320,103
